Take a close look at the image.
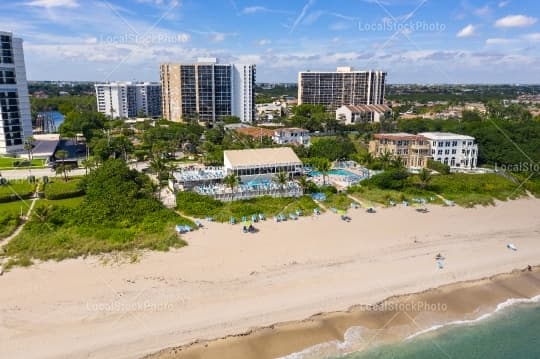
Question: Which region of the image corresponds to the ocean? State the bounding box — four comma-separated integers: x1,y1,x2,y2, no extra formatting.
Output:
337,299,540,359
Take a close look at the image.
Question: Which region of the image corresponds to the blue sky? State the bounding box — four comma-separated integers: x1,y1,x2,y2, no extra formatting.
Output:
3,0,540,83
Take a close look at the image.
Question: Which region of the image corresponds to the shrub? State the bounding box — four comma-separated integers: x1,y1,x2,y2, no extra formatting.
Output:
427,160,450,175
364,169,410,190
176,191,224,217
44,179,85,200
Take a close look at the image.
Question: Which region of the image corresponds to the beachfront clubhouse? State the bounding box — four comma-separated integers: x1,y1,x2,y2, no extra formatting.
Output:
171,147,368,201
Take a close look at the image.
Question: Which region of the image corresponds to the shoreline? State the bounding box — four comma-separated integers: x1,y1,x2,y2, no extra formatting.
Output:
1,198,540,359
145,267,540,359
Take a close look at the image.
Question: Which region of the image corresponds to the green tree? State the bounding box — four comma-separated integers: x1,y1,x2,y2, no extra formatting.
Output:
417,168,433,190
24,136,35,161
55,149,70,181
274,171,288,190
223,173,239,199
312,158,331,186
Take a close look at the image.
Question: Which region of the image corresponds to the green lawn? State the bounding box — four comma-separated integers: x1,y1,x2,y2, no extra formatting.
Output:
0,200,26,239
324,193,355,211
0,157,45,169
176,192,320,222
43,178,84,200
352,173,523,208
0,181,36,203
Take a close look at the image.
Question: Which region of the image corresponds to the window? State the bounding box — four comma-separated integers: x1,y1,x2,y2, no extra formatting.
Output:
451,149,456,154
437,150,443,155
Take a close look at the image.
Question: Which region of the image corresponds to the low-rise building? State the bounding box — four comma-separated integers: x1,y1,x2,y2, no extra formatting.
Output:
420,132,478,169
336,104,392,124
272,127,310,146
223,147,303,181
369,133,431,168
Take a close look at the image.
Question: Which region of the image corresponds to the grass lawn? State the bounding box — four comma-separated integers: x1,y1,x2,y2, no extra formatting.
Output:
177,192,320,222
43,178,84,200
354,173,523,208
430,173,523,207
0,180,36,202
324,193,355,211
3,205,192,262
0,200,26,239
0,157,45,169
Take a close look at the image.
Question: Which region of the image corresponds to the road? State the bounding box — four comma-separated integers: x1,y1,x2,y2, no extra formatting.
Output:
0,162,148,180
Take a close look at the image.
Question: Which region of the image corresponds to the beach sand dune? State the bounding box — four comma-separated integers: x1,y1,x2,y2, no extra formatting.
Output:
1,198,540,359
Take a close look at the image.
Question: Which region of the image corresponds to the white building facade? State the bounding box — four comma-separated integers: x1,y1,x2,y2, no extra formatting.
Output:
420,132,478,169
232,63,256,123
272,128,310,146
95,82,161,119
0,31,33,154
336,104,392,124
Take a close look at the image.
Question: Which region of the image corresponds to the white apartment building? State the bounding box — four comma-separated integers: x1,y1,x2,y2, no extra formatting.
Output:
232,63,256,123
0,31,33,154
95,82,161,119
272,128,310,146
420,132,478,169
336,104,392,124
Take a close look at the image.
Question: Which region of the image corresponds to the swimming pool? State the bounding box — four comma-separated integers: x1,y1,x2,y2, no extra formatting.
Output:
308,169,358,177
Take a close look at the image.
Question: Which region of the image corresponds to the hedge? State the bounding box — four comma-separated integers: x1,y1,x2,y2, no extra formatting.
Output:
44,179,85,200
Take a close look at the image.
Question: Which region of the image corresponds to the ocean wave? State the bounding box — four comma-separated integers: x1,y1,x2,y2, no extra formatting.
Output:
405,294,540,340
277,326,365,359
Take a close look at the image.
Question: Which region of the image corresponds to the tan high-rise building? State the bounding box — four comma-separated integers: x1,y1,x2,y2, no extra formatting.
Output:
160,58,255,124
298,67,386,112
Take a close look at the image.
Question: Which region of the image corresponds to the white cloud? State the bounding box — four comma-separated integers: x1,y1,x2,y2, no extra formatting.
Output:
498,1,510,8
485,38,515,45
26,0,79,8
257,39,271,46
211,32,226,42
495,15,537,28
457,24,476,38
329,22,350,31
474,5,490,17
242,6,266,14
524,33,540,41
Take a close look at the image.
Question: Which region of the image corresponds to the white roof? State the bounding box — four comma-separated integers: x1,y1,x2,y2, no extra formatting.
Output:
419,132,475,141
224,147,301,169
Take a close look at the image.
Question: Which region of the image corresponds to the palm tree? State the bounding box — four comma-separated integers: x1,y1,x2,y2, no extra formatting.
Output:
360,152,375,168
417,168,433,190
24,136,36,162
55,149,70,181
274,171,288,191
149,157,167,199
390,156,405,170
223,173,239,199
379,150,393,170
33,204,53,223
314,158,331,186
298,175,309,194
81,158,92,175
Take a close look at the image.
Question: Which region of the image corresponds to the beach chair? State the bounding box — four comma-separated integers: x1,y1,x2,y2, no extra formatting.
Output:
195,220,203,228
258,213,265,221
507,243,517,251
289,213,297,220
402,200,409,207
295,209,303,216
366,207,376,214
229,217,236,225
313,208,320,215
279,213,287,221
436,260,444,269
251,214,258,223
389,200,396,206
274,215,281,222
242,216,247,222
350,202,359,209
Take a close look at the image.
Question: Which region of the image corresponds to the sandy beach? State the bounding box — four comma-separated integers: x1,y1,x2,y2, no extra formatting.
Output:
2,198,540,359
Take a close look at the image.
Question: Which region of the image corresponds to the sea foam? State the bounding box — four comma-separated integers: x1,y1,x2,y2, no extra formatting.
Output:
405,294,540,340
